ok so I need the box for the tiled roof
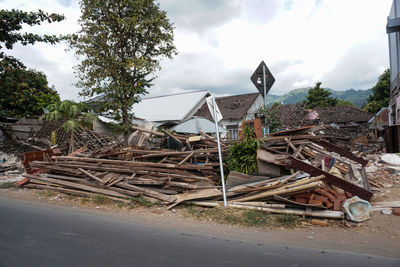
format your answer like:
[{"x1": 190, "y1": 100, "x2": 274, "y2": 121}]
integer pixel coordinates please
[{"x1": 195, "y1": 93, "x2": 260, "y2": 120}]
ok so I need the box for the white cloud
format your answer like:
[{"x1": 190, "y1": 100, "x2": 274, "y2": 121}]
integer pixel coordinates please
[{"x1": 1, "y1": 0, "x2": 393, "y2": 101}]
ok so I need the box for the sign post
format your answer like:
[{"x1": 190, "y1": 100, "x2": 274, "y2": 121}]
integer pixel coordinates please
[
  {"x1": 251, "y1": 60, "x2": 275, "y2": 135},
  {"x1": 206, "y1": 96, "x2": 227, "y2": 207},
  {"x1": 250, "y1": 60, "x2": 275, "y2": 105}
]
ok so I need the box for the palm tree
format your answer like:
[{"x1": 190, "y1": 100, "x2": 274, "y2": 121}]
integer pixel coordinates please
[{"x1": 40, "y1": 100, "x2": 96, "y2": 149}]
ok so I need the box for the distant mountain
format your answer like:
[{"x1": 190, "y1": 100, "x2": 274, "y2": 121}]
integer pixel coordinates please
[{"x1": 266, "y1": 88, "x2": 372, "y2": 108}]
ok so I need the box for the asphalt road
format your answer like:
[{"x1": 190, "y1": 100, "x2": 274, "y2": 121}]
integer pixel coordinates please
[{"x1": 0, "y1": 197, "x2": 399, "y2": 267}]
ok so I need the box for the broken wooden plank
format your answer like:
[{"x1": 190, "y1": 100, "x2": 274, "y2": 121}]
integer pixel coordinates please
[
  {"x1": 116, "y1": 182, "x2": 176, "y2": 203},
  {"x1": 167, "y1": 188, "x2": 221, "y2": 209},
  {"x1": 233, "y1": 181, "x2": 323, "y2": 202},
  {"x1": 178, "y1": 151, "x2": 195, "y2": 166},
  {"x1": 22, "y1": 173, "x2": 131, "y2": 199},
  {"x1": 78, "y1": 168, "x2": 103, "y2": 183}
]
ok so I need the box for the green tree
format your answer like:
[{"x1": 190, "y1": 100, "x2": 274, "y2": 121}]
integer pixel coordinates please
[
  {"x1": 271, "y1": 102, "x2": 280, "y2": 108},
  {"x1": 0, "y1": 9, "x2": 65, "y2": 68},
  {"x1": 363, "y1": 69, "x2": 390, "y2": 113},
  {"x1": 227, "y1": 127, "x2": 260, "y2": 174},
  {"x1": 0, "y1": 9, "x2": 65, "y2": 117},
  {"x1": 69, "y1": 0, "x2": 177, "y2": 142},
  {"x1": 304, "y1": 82, "x2": 338, "y2": 109},
  {"x1": 336, "y1": 99, "x2": 356, "y2": 108},
  {"x1": 263, "y1": 108, "x2": 281, "y2": 133},
  {"x1": 0, "y1": 61, "x2": 60, "y2": 118}
]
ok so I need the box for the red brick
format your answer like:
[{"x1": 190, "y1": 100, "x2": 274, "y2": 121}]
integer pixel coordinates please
[
  {"x1": 326, "y1": 202, "x2": 334, "y2": 209},
  {"x1": 333, "y1": 199, "x2": 343, "y2": 211},
  {"x1": 328, "y1": 189, "x2": 338, "y2": 197},
  {"x1": 311, "y1": 219, "x2": 328, "y2": 226},
  {"x1": 294, "y1": 197, "x2": 308, "y2": 204},
  {"x1": 308, "y1": 199, "x2": 323, "y2": 205},
  {"x1": 314, "y1": 195, "x2": 329, "y2": 203},
  {"x1": 293, "y1": 193, "x2": 312, "y2": 198},
  {"x1": 393, "y1": 208, "x2": 400, "y2": 216},
  {"x1": 344, "y1": 191, "x2": 353, "y2": 198},
  {"x1": 16, "y1": 178, "x2": 30, "y2": 186},
  {"x1": 327, "y1": 193, "x2": 336, "y2": 203}
]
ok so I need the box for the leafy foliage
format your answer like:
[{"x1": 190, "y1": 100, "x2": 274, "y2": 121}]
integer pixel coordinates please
[
  {"x1": 336, "y1": 99, "x2": 356, "y2": 108},
  {"x1": 0, "y1": 64, "x2": 60, "y2": 117},
  {"x1": 263, "y1": 108, "x2": 281, "y2": 133},
  {"x1": 271, "y1": 102, "x2": 280, "y2": 108},
  {"x1": 0, "y1": 9, "x2": 65, "y2": 68},
  {"x1": 363, "y1": 69, "x2": 390, "y2": 113},
  {"x1": 304, "y1": 82, "x2": 338, "y2": 109},
  {"x1": 0, "y1": 9, "x2": 64, "y2": 117},
  {"x1": 40, "y1": 100, "x2": 95, "y2": 132},
  {"x1": 227, "y1": 127, "x2": 260, "y2": 174},
  {"x1": 68, "y1": 0, "x2": 177, "y2": 142}
]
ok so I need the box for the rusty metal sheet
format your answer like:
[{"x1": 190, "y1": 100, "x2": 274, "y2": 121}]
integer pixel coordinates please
[
  {"x1": 313, "y1": 139, "x2": 369, "y2": 166},
  {"x1": 22, "y1": 148, "x2": 61, "y2": 175},
  {"x1": 286, "y1": 156, "x2": 373, "y2": 201}
]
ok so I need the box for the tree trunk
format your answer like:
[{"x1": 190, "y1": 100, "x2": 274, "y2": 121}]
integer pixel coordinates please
[{"x1": 122, "y1": 105, "x2": 129, "y2": 146}]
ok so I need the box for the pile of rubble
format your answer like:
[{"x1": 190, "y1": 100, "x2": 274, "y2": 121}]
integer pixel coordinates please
[
  {"x1": 18, "y1": 127, "x2": 227, "y2": 205},
  {"x1": 188, "y1": 126, "x2": 375, "y2": 221},
  {"x1": 7, "y1": 124, "x2": 400, "y2": 222}
]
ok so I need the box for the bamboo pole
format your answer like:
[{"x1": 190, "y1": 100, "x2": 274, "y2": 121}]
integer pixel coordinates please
[{"x1": 233, "y1": 181, "x2": 323, "y2": 202}]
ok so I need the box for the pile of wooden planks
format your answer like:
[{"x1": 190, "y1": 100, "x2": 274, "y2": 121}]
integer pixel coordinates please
[
  {"x1": 18, "y1": 125, "x2": 374, "y2": 220},
  {"x1": 19, "y1": 127, "x2": 229, "y2": 204}
]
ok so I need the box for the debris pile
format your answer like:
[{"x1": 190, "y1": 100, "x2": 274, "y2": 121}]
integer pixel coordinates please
[
  {"x1": 192, "y1": 126, "x2": 374, "y2": 221},
  {"x1": 15, "y1": 124, "x2": 398, "y2": 222},
  {"x1": 19, "y1": 127, "x2": 228, "y2": 205}
]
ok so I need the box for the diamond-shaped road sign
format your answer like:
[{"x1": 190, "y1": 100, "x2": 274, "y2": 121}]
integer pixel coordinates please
[{"x1": 250, "y1": 61, "x2": 275, "y2": 98}]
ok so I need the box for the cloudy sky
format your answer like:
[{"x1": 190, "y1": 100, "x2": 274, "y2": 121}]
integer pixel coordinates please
[{"x1": 1, "y1": 0, "x2": 393, "y2": 100}]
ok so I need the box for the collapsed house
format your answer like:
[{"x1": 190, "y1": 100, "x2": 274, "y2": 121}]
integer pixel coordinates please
[{"x1": 268, "y1": 104, "x2": 373, "y2": 149}]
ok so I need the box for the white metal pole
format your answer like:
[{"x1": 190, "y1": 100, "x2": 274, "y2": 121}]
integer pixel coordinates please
[
  {"x1": 262, "y1": 63, "x2": 267, "y2": 108},
  {"x1": 212, "y1": 97, "x2": 227, "y2": 207},
  {"x1": 262, "y1": 63, "x2": 269, "y2": 134}
]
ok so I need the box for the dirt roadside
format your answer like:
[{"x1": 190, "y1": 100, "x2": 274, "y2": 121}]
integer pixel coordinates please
[{"x1": 1, "y1": 187, "x2": 399, "y2": 259}]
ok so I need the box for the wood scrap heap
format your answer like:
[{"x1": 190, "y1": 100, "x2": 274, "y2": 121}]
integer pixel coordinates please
[
  {"x1": 19, "y1": 126, "x2": 228, "y2": 205},
  {"x1": 18, "y1": 124, "x2": 374, "y2": 222}
]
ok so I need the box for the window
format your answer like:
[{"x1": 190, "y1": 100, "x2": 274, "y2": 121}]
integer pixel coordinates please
[{"x1": 226, "y1": 125, "x2": 239, "y2": 140}]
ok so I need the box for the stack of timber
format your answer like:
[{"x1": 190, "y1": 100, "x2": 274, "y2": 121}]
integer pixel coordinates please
[{"x1": 19, "y1": 126, "x2": 229, "y2": 205}]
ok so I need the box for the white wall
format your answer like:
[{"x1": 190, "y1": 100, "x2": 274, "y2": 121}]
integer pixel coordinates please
[{"x1": 244, "y1": 94, "x2": 264, "y2": 120}]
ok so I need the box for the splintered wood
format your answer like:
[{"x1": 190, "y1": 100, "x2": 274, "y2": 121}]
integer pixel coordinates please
[
  {"x1": 20, "y1": 124, "x2": 371, "y2": 219},
  {"x1": 21, "y1": 128, "x2": 228, "y2": 205}
]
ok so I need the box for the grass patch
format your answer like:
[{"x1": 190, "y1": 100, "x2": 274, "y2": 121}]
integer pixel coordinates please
[
  {"x1": 90, "y1": 194, "x2": 112, "y2": 205},
  {"x1": 0, "y1": 182, "x2": 16, "y2": 188},
  {"x1": 184, "y1": 205, "x2": 301, "y2": 228},
  {"x1": 243, "y1": 210, "x2": 273, "y2": 227},
  {"x1": 274, "y1": 214, "x2": 300, "y2": 228},
  {"x1": 130, "y1": 195, "x2": 159, "y2": 207},
  {"x1": 185, "y1": 206, "x2": 252, "y2": 226},
  {"x1": 79, "y1": 197, "x2": 90, "y2": 204},
  {"x1": 39, "y1": 190, "x2": 57, "y2": 198}
]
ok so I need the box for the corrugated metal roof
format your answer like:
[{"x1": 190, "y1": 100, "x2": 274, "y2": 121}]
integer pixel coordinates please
[{"x1": 131, "y1": 90, "x2": 210, "y2": 122}]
